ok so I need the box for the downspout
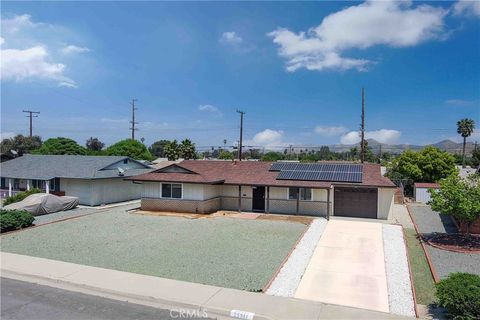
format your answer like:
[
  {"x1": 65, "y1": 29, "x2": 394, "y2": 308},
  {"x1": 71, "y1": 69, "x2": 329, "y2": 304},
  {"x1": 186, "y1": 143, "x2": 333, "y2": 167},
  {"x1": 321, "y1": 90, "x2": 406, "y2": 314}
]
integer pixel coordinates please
[
  {"x1": 238, "y1": 185, "x2": 242, "y2": 213},
  {"x1": 296, "y1": 188, "x2": 300, "y2": 215},
  {"x1": 266, "y1": 186, "x2": 270, "y2": 214},
  {"x1": 327, "y1": 187, "x2": 331, "y2": 221}
]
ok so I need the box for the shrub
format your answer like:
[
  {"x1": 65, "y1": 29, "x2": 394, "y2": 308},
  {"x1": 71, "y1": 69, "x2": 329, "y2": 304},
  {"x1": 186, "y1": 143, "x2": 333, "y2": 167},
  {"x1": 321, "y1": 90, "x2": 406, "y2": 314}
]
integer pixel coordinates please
[
  {"x1": 3, "y1": 188, "x2": 43, "y2": 206},
  {"x1": 0, "y1": 209, "x2": 35, "y2": 232},
  {"x1": 435, "y1": 272, "x2": 480, "y2": 320}
]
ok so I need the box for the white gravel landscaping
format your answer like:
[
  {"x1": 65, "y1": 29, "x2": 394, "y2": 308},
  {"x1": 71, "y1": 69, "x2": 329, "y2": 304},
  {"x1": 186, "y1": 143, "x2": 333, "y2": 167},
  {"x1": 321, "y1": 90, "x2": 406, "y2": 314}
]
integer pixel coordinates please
[
  {"x1": 382, "y1": 224, "x2": 416, "y2": 317},
  {"x1": 266, "y1": 218, "x2": 327, "y2": 297}
]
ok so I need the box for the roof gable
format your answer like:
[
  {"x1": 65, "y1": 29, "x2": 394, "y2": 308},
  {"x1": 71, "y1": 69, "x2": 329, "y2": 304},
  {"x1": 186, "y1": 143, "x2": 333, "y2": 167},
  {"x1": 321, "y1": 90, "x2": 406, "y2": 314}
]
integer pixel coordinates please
[{"x1": 155, "y1": 164, "x2": 198, "y2": 174}]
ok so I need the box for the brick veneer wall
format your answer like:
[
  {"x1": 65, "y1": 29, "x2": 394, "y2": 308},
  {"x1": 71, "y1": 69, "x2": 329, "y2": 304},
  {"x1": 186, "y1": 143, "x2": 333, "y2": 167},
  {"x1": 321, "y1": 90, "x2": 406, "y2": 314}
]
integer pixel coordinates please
[{"x1": 141, "y1": 197, "x2": 221, "y2": 214}]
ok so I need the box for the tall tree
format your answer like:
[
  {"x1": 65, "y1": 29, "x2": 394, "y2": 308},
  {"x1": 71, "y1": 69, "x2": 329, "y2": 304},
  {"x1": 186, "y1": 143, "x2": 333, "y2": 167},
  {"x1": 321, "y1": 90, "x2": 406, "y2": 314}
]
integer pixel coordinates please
[
  {"x1": 106, "y1": 139, "x2": 152, "y2": 160},
  {"x1": 35, "y1": 137, "x2": 86, "y2": 155},
  {"x1": 179, "y1": 139, "x2": 196, "y2": 160},
  {"x1": 0, "y1": 134, "x2": 42, "y2": 156},
  {"x1": 457, "y1": 118, "x2": 475, "y2": 167},
  {"x1": 86, "y1": 137, "x2": 105, "y2": 151},
  {"x1": 149, "y1": 140, "x2": 170, "y2": 158},
  {"x1": 164, "y1": 140, "x2": 180, "y2": 161}
]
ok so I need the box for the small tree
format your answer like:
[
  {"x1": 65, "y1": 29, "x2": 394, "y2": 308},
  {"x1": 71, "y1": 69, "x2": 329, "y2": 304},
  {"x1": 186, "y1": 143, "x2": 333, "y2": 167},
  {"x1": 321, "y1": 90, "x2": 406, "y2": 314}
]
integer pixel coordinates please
[
  {"x1": 179, "y1": 139, "x2": 196, "y2": 160},
  {"x1": 149, "y1": 140, "x2": 170, "y2": 158},
  {"x1": 86, "y1": 137, "x2": 105, "y2": 152},
  {"x1": 428, "y1": 174, "x2": 480, "y2": 237},
  {"x1": 35, "y1": 137, "x2": 86, "y2": 155},
  {"x1": 261, "y1": 151, "x2": 284, "y2": 162},
  {"x1": 457, "y1": 118, "x2": 475, "y2": 167},
  {"x1": 106, "y1": 139, "x2": 152, "y2": 160},
  {"x1": 164, "y1": 140, "x2": 180, "y2": 161},
  {"x1": 218, "y1": 150, "x2": 234, "y2": 160}
]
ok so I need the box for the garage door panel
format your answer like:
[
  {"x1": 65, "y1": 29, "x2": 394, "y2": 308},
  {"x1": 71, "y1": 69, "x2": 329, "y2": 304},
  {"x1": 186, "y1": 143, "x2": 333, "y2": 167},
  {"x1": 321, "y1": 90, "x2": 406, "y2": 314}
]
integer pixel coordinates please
[{"x1": 334, "y1": 187, "x2": 377, "y2": 219}]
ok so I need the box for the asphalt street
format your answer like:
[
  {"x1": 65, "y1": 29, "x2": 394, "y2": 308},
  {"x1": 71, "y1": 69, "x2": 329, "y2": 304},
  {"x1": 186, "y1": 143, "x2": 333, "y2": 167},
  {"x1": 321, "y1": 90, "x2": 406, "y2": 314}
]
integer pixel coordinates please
[{"x1": 1, "y1": 278, "x2": 213, "y2": 320}]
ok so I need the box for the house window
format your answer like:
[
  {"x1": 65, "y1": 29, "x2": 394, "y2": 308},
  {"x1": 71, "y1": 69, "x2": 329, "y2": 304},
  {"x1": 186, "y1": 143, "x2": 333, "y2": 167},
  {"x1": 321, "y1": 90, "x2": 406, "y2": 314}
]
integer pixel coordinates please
[
  {"x1": 288, "y1": 188, "x2": 312, "y2": 201},
  {"x1": 49, "y1": 179, "x2": 55, "y2": 191},
  {"x1": 13, "y1": 179, "x2": 20, "y2": 190},
  {"x1": 161, "y1": 183, "x2": 182, "y2": 199}
]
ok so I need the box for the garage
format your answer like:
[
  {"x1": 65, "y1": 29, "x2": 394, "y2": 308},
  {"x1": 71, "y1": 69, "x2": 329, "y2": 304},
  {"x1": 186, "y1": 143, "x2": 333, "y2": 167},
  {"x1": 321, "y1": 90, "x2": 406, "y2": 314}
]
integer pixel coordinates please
[{"x1": 334, "y1": 187, "x2": 378, "y2": 219}]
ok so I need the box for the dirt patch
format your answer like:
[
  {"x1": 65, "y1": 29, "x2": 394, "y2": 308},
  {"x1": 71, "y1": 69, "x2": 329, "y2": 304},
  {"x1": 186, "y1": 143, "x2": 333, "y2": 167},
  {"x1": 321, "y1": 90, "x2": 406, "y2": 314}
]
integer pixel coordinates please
[{"x1": 427, "y1": 233, "x2": 480, "y2": 253}]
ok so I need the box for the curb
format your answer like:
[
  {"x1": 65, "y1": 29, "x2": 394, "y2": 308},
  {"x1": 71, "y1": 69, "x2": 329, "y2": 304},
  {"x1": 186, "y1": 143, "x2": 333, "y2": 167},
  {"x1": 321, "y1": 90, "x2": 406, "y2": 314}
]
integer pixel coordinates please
[{"x1": 406, "y1": 204, "x2": 440, "y2": 283}]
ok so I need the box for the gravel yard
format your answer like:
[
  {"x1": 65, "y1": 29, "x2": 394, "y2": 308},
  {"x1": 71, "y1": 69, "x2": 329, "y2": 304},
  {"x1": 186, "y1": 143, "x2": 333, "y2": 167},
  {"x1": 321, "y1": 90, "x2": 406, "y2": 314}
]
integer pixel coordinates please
[
  {"x1": 1, "y1": 207, "x2": 307, "y2": 291},
  {"x1": 409, "y1": 204, "x2": 480, "y2": 278},
  {"x1": 266, "y1": 218, "x2": 327, "y2": 297}
]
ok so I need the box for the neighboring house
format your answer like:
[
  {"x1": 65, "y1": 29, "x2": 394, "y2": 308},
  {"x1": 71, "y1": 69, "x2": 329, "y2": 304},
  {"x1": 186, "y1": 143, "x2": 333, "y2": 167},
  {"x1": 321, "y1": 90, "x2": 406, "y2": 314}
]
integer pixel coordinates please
[
  {"x1": 128, "y1": 160, "x2": 397, "y2": 219},
  {"x1": 0, "y1": 155, "x2": 153, "y2": 206},
  {"x1": 414, "y1": 182, "x2": 440, "y2": 203}
]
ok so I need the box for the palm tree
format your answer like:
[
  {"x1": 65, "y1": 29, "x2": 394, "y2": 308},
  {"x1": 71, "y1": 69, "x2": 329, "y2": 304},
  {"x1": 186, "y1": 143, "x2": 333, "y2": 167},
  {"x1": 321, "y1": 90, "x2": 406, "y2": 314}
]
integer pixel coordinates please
[
  {"x1": 457, "y1": 118, "x2": 475, "y2": 167},
  {"x1": 179, "y1": 139, "x2": 196, "y2": 160}
]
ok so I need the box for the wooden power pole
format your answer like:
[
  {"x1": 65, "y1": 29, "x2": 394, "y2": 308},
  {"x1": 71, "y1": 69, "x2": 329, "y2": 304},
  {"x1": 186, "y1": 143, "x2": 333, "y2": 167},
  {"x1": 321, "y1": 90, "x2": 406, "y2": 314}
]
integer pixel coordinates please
[
  {"x1": 360, "y1": 88, "x2": 365, "y2": 163},
  {"x1": 22, "y1": 110, "x2": 40, "y2": 137},
  {"x1": 130, "y1": 99, "x2": 138, "y2": 140},
  {"x1": 236, "y1": 109, "x2": 245, "y2": 161}
]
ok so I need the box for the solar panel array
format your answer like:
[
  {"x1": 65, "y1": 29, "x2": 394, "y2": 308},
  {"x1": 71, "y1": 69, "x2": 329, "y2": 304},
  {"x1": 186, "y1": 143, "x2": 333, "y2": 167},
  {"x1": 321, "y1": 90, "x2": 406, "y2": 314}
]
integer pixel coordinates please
[{"x1": 270, "y1": 162, "x2": 363, "y2": 183}]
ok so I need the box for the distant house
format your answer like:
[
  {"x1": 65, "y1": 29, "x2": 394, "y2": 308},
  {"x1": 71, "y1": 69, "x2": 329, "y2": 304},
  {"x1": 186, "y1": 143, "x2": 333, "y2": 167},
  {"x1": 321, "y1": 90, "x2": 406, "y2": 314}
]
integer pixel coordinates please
[
  {"x1": 128, "y1": 160, "x2": 396, "y2": 219},
  {"x1": 0, "y1": 155, "x2": 153, "y2": 206},
  {"x1": 414, "y1": 183, "x2": 440, "y2": 203}
]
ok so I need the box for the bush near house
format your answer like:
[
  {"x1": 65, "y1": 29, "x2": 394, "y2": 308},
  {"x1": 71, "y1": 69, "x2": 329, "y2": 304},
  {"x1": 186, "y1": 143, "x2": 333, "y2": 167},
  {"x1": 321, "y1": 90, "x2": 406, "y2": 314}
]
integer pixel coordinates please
[
  {"x1": 435, "y1": 272, "x2": 480, "y2": 320},
  {"x1": 3, "y1": 188, "x2": 43, "y2": 206},
  {"x1": 0, "y1": 209, "x2": 35, "y2": 233}
]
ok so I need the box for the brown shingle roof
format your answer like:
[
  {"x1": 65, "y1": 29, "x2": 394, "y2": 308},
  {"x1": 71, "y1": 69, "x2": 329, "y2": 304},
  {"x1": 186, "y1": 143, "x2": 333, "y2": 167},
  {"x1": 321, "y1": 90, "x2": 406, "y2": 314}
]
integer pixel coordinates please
[{"x1": 128, "y1": 160, "x2": 396, "y2": 188}]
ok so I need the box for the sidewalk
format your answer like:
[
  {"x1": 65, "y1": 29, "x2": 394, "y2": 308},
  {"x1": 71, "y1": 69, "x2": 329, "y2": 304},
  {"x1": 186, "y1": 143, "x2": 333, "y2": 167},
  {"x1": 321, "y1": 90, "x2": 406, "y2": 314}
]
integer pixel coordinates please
[{"x1": 0, "y1": 253, "x2": 410, "y2": 320}]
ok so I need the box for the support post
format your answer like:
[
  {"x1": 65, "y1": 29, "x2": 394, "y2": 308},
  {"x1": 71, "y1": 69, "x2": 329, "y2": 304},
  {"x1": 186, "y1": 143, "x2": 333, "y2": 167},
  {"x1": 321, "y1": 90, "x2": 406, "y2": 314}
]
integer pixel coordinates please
[
  {"x1": 8, "y1": 179, "x2": 12, "y2": 197},
  {"x1": 238, "y1": 185, "x2": 242, "y2": 212},
  {"x1": 296, "y1": 188, "x2": 300, "y2": 215},
  {"x1": 26, "y1": 180, "x2": 30, "y2": 191},
  {"x1": 266, "y1": 186, "x2": 270, "y2": 213},
  {"x1": 327, "y1": 187, "x2": 331, "y2": 220},
  {"x1": 45, "y1": 180, "x2": 50, "y2": 194}
]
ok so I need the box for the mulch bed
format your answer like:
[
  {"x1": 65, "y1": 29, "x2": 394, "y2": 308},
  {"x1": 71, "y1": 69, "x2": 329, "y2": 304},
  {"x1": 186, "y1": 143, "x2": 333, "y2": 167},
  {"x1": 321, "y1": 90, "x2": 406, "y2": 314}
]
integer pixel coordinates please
[{"x1": 427, "y1": 233, "x2": 480, "y2": 253}]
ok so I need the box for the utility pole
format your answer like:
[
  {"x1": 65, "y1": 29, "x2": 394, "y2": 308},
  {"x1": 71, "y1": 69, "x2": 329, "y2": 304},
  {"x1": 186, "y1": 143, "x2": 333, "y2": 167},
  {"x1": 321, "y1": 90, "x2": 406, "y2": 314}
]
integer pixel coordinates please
[
  {"x1": 22, "y1": 110, "x2": 40, "y2": 137},
  {"x1": 236, "y1": 110, "x2": 245, "y2": 161},
  {"x1": 360, "y1": 88, "x2": 365, "y2": 163},
  {"x1": 130, "y1": 99, "x2": 138, "y2": 140}
]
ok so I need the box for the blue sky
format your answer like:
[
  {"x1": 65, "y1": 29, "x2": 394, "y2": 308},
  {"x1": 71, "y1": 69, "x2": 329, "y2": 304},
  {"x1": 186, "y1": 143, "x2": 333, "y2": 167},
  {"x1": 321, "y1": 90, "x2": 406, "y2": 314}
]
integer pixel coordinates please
[{"x1": 1, "y1": 1, "x2": 479, "y2": 150}]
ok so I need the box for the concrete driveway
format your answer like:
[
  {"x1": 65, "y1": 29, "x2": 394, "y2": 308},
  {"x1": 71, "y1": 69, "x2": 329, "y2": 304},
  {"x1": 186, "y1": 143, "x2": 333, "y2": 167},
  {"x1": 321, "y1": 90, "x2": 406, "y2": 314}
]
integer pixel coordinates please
[{"x1": 295, "y1": 219, "x2": 389, "y2": 313}]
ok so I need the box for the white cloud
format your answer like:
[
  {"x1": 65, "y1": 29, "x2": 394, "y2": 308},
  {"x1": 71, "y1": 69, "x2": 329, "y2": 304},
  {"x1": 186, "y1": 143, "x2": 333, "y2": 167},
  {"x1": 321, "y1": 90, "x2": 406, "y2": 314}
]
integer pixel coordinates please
[
  {"x1": 198, "y1": 104, "x2": 219, "y2": 112},
  {"x1": 1, "y1": 45, "x2": 76, "y2": 88},
  {"x1": 268, "y1": 1, "x2": 447, "y2": 72},
  {"x1": 453, "y1": 0, "x2": 480, "y2": 17},
  {"x1": 100, "y1": 118, "x2": 128, "y2": 124},
  {"x1": 247, "y1": 129, "x2": 290, "y2": 148},
  {"x1": 220, "y1": 31, "x2": 243, "y2": 44},
  {"x1": 61, "y1": 45, "x2": 90, "y2": 54},
  {"x1": 445, "y1": 99, "x2": 475, "y2": 106},
  {"x1": 340, "y1": 129, "x2": 401, "y2": 144},
  {"x1": 0, "y1": 14, "x2": 79, "y2": 88},
  {"x1": 314, "y1": 125, "x2": 347, "y2": 136}
]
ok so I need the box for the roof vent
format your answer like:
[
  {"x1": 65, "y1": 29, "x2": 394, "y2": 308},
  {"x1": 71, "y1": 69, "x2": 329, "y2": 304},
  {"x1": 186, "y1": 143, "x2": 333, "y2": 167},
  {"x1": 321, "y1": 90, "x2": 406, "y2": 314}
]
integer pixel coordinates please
[{"x1": 117, "y1": 167, "x2": 125, "y2": 176}]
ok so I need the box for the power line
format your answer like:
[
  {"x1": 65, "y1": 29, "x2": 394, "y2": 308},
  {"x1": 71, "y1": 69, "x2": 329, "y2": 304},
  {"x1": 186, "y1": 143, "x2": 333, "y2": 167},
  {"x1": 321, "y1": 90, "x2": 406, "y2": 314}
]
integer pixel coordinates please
[
  {"x1": 236, "y1": 109, "x2": 245, "y2": 161},
  {"x1": 22, "y1": 110, "x2": 40, "y2": 137},
  {"x1": 129, "y1": 99, "x2": 138, "y2": 140}
]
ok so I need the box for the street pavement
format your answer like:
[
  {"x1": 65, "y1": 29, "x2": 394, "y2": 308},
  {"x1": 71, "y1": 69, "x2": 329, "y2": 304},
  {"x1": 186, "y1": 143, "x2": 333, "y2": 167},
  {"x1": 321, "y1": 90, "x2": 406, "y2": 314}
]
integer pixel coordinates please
[{"x1": 1, "y1": 278, "x2": 211, "y2": 320}]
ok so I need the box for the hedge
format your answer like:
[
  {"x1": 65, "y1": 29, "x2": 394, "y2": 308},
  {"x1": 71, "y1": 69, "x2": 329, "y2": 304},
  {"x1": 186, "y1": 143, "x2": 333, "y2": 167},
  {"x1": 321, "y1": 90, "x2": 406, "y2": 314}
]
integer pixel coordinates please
[
  {"x1": 3, "y1": 188, "x2": 43, "y2": 206},
  {"x1": 0, "y1": 209, "x2": 35, "y2": 233},
  {"x1": 435, "y1": 272, "x2": 480, "y2": 320}
]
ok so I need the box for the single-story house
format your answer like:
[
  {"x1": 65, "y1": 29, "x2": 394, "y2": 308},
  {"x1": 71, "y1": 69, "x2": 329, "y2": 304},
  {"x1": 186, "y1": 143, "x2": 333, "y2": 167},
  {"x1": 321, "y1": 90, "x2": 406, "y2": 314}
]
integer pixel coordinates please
[
  {"x1": 128, "y1": 160, "x2": 397, "y2": 219},
  {"x1": 414, "y1": 182, "x2": 440, "y2": 203},
  {"x1": 1, "y1": 155, "x2": 153, "y2": 206}
]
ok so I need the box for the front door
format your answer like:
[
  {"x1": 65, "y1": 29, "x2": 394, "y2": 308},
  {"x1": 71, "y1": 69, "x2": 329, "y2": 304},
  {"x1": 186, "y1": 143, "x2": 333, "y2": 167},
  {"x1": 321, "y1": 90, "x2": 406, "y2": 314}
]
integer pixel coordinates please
[{"x1": 252, "y1": 186, "x2": 265, "y2": 212}]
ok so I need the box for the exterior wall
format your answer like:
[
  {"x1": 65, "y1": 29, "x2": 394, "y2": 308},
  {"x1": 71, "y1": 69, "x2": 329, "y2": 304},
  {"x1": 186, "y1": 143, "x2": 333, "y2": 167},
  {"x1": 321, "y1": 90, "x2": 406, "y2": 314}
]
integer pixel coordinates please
[
  {"x1": 141, "y1": 182, "x2": 220, "y2": 201},
  {"x1": 141, "y1": 197, "x2": 220, "y2": 214},
  {"x1": 61, "y1": 178, "x2": 94, "y2": 206},
  {"x1": 377, "y1": 187, "x2": 395, "y2": 220},
  {"x1": 415, "y1": 187, "x2": 436, "y2": 203},
  {"x1": 61, "y1": 178, "x2": 141, "y2": 206},
  {"x1": 91, "y1": 178, "x2": 142, "y2": 206}
]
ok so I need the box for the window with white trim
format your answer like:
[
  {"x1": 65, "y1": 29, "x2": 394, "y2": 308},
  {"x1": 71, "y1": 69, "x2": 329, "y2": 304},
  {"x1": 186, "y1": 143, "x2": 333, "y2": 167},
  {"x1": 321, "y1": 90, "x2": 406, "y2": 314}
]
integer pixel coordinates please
[
  {"x1": 161, "y1": 183, "x2": 182, "y2": 199},
  {"x1": 288, "y1": 187, "x2": 312, "y2": 201}
]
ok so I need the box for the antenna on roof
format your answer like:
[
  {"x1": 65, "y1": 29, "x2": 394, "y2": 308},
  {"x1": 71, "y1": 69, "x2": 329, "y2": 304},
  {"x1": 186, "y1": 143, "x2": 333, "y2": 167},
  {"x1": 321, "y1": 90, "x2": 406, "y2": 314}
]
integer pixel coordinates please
[{"x1": 117, "y1": 167, "x2": 125, "y2": 176}]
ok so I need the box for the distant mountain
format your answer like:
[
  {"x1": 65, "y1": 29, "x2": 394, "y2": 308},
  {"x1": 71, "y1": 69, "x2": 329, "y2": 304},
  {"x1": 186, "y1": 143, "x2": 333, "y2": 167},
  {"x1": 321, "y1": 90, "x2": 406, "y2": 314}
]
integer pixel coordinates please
[{"x1": 328, "y1": 139, "x2": 476, "y2": 154}]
